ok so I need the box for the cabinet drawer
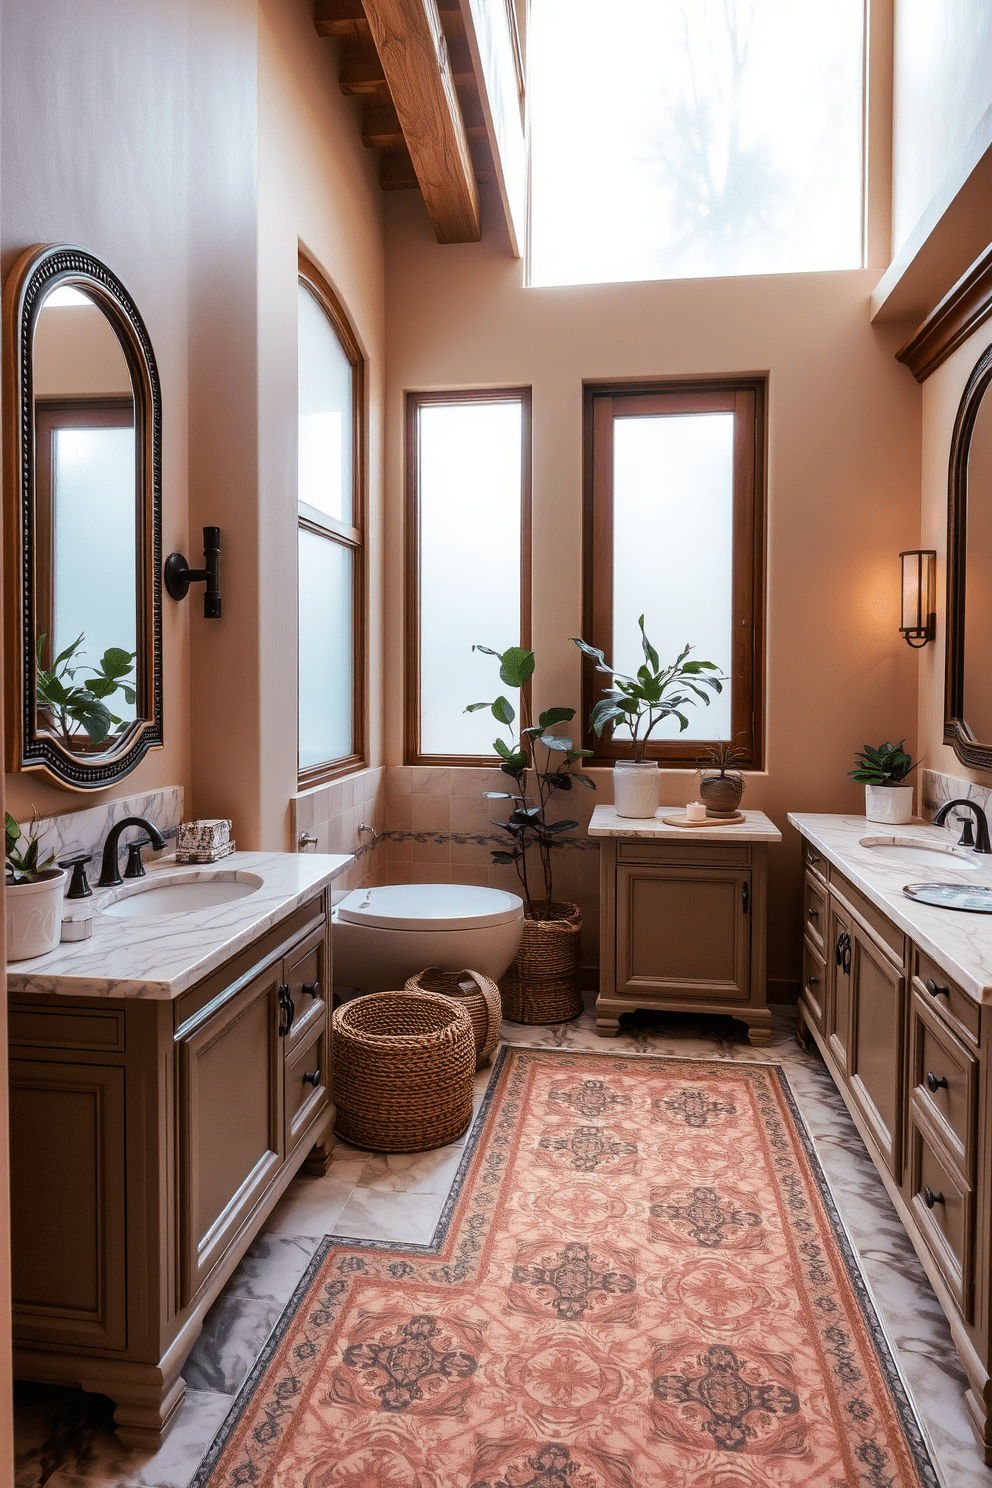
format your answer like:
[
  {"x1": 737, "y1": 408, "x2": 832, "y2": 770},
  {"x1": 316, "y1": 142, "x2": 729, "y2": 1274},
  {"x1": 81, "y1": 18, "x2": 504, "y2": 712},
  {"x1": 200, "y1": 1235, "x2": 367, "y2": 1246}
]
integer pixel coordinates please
[
  {"x1": 804, "y1": 873, "x2": 827, "y2": 951},
  {"x1": 913, "y1": 948, "x2": 979, "y2": 1048},
  {"x1": 285, "y1": 1017, "x2": 329, "y2": 1156},
  {"x1": 803, "y1": 842, "x2": 827, "y2": 884},
  {"x1": 801, "y1": 937, "x2": 825, "y2": 1031},
  {"x1": 909, "y1": 1118, "x2": 973, "y2": 1315},
  {"x1": 282, "y1": 923, "x2": 328, "y2": 1050},
  {"x1": 9, "y1": 1004, "x2": 125, "y2": 1054},
  {"x1": 617, "y1": 842, "x2": 750, "y2": 868},
  {"x1": 910, "y1": 993, "x2": 977, "y2": 1174}
]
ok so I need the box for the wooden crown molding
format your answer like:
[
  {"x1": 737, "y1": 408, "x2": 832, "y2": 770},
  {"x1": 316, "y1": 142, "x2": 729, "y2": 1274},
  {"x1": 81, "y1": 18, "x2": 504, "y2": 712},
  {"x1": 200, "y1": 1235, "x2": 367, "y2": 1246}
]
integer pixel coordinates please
[{"x1": 897, "y1": 242, "x2": 992, "y2": 384}]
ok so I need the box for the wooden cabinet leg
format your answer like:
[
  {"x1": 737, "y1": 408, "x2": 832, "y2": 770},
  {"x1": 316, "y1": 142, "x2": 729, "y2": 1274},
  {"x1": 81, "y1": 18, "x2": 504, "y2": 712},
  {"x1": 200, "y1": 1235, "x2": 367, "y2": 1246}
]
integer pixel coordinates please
[
  {"x1": 78, "y1": 1368, "x2": 186, "y2": 1449},
  {"x1": 302, "y1": 1106, "x2": 337, "y2": 1176},
  {"x1": 746, "y1": 1025, "x2": 772, "y2": 1047},
  {"x1": 796, "y1": 1003, "x2": 813, "y2": 1051}
]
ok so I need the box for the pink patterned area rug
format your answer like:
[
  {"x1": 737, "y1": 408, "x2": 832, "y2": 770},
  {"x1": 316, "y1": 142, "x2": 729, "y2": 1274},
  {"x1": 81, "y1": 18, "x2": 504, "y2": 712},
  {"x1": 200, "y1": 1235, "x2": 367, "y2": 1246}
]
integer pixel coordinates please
[{"x1": 194, "y1": 1048, "x2": 938, "y2": 1487}]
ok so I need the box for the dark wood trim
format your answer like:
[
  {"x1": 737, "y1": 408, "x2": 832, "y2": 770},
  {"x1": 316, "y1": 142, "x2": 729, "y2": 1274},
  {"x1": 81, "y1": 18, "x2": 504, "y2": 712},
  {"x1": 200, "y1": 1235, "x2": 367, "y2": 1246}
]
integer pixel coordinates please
[
  {"x1": 897, "y1": 243, "x2": 992, "y2": 385},
  {"x1": 580, "y1": 375, "x2": 767, "y2": 768},
  {"x1": 297, "y1": 250, "x2": 367, "y2": 783},
  {"x1": 405, "y1": 386, "x2": 532, "y2": 766},
  {"x1": 944, "y1": 341, "x2": 992, "y2": 772}
]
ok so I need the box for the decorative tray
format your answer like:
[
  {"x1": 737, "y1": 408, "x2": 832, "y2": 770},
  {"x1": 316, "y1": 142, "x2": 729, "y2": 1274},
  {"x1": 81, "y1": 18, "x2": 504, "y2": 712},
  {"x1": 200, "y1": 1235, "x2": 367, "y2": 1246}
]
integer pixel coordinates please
[
  {"x1": 659, "y1": 811, "x2": 747, "y2": 828},
  {"x1": 903, "y1": 882, "x2": 992, "y2": 913}
]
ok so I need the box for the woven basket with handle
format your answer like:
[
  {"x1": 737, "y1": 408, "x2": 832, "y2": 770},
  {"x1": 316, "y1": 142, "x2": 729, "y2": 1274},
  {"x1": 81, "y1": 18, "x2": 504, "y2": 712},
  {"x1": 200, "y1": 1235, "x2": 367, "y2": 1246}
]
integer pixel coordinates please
[
  {"x1": 332, "y1": 990, "x2": 476, "y2": 1152},
  {"x1": 404, "y1": 967, "x2": 502, "y2": 1069},
  {"x1": 499, "y1": 901, "x2": 584, "y2": 1025}
]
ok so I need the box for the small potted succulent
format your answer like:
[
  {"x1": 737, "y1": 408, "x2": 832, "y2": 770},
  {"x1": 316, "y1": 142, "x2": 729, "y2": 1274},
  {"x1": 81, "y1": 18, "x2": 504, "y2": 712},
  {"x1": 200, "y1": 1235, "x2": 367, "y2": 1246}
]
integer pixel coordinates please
[
  {"x1": 5, "y1": 811, "x2": 65, "y2": 961},
  {"x1": 697, "y1": 739, "x2": 748, "y2": 815},
  {"x1": 849, "y1": 740, "x2": 918, "y2": 825},
  {"x1": 571, "y1": 617, "x2": 723, "y2": 818},
  {"x1": 467, "y1": 643, "x2": 595, "y2": 1023}
]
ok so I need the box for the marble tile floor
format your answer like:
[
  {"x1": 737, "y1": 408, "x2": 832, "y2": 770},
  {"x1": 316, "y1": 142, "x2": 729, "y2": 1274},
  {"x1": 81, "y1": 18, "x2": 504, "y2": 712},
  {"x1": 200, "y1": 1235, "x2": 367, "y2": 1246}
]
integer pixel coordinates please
[{"x1": 13, "y1": 1001, "x2": 992, "y2": 1488}]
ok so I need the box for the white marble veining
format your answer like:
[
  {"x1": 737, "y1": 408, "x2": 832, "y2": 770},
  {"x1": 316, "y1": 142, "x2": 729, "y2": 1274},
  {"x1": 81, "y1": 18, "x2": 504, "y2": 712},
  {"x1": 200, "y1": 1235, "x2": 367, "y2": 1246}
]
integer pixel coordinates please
[
  {"x1": 922, "y1": 767, "x2": 992, "y2": 827},
  {"x1": 790, "y1": 811, "x2": 992, "y2": 1003},
  {"x1": 588, "y1": 803, "x2": 782, "y2": 841},
  {"x1": 6, "y1": 851, "x2": 353, "y2": 1000},
  {"x1": 9, "y1": 786, "x2": 184, "y2": 866}
]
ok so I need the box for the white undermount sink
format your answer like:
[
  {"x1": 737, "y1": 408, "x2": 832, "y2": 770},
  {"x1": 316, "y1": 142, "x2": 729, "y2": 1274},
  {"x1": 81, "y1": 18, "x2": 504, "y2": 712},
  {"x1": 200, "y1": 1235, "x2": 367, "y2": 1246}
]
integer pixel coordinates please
[
  {"x1": 101, "y1": 872, "x2": 264, "y2": 918},
  {"x1": 858, "y1": 836, "x2": 981, "y2": 872}
]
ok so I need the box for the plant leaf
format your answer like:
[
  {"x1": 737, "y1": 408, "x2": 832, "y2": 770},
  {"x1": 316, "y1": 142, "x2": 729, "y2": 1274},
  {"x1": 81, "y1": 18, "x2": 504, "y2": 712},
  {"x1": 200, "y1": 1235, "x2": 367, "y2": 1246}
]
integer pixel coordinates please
[
  {"x1": 491, "y1": 695, "x2": 515, "y2": 727},
  {"x1": 538, "y1": 707, "x2": 575, "y2": 727},
  {"x1": 497, "y1": 646, "x2": 535, "y2": 688},
  {"x1": 543, "y1": 820, "x2": 579, "y2": 834},
  {"x1": 540, "y1": 734, "x2": 573, "y2": 752}
]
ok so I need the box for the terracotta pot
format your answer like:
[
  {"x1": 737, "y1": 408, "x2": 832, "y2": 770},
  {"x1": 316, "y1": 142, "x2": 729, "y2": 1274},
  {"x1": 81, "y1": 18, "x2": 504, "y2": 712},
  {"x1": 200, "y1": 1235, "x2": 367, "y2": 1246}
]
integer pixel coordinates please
[
  {"x1": 499, "y1": 901, "x2": 584, "y2": 1024},
  {"x1": 699, "y1": 773, "x2": 744, "y2": 814}
]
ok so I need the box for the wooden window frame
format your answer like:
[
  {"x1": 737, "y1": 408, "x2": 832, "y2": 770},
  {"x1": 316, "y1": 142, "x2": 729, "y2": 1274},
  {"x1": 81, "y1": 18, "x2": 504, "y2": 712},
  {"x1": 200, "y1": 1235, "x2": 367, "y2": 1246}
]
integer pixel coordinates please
[
  {"x1": 581, "y1": 376, "x2": 766, "y2": 768},
  {"x1": 405, "y1": 387, "x2": 532, "y2": 766},
  {"x1": 297, "y1": 251, "x2": 367, "y2": 789}
]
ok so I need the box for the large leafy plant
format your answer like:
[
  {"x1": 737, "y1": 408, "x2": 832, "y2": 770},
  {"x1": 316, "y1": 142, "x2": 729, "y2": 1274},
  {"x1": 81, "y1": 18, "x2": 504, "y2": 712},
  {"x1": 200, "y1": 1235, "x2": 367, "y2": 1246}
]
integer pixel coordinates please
[
  {"x1": 5, "y1": 811, "x2": 56, "y2": 885},
  {"x1": 571, "y1": 616, "x2": 723, "y2": 760},
  {"x1": 36, "y1": 633, "x2": 137, "y2": 748},
  {"x1": 849, "y1": 740, "x2": 917, "y2": 786},
  {"x1": 466, "y1": 644, "x2": 595, "y2": 921}
]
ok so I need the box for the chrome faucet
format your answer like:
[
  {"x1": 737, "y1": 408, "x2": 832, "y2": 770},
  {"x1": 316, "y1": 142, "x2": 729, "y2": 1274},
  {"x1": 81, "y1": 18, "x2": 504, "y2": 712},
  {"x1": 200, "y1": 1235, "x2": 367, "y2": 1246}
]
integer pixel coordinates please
[
  {"x1": 97, "y1": 816, "x2": 167, "y2": 886},
  {"x1": 932, "y1": 798, "x2": 992, "y2": 854}
]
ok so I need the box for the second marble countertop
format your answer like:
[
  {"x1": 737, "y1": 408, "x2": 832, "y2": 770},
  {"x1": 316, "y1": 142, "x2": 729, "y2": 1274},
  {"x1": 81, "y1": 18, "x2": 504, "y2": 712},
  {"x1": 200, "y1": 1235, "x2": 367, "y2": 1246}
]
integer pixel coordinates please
[{"x1": 589, "y1": 805, "x2": 782, "y2": 842}]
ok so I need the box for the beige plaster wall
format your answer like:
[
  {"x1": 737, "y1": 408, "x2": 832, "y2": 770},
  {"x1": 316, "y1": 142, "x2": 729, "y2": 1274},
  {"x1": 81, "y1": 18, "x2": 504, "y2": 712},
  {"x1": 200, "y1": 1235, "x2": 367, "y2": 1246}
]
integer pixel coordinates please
[
  {"x1": 383, "y1": 187, "x2": 922, "y2": 990},
  {"x1": 892, "y1": 0, "x2": 992, "y2": 255}
]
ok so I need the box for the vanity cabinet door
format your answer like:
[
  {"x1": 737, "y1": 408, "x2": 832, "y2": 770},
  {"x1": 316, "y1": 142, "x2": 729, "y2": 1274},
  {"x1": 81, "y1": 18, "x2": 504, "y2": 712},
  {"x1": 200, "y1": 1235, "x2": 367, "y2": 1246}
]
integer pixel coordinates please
[
  {"x1": 826, "y1": 901, "x2": 853, "y2": 1076},
  {"x1": 177, "y1": 965, "x2": 283, "y2": 1304},
  {"x1": 847, "y1": 923, "x2": 906, "y2": 1179},
  {"x1": 615, "y1": 863, "x2": 750, "y2": 1002}
]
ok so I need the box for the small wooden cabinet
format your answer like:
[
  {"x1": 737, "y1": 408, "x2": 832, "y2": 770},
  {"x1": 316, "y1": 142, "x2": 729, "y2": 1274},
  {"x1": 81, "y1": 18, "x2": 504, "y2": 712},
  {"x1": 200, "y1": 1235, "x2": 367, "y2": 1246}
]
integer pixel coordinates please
[
  {"x1": 9, "y1": 895, "x2": 335, "y2": 1447},
  {"x1": 796, "y1": 830, "x2": 992, "y2": 1459},
  {"x1": 591, "y1": 809, "x2": 781, "y2": 1045}
]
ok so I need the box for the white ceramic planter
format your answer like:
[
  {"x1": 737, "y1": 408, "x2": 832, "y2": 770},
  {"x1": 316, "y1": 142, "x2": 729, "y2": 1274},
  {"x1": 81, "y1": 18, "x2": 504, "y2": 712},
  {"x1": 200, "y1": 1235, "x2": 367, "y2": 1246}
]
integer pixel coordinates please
[
  {"x1": 6, "y1": 867, "x2": 66, "y2": 961},
  {"x1": 613, "y1": 760, "x2": 661, "y2": 818},
  {"x1": 865, "y1": 784, "x2": 914, "y2": 825}
]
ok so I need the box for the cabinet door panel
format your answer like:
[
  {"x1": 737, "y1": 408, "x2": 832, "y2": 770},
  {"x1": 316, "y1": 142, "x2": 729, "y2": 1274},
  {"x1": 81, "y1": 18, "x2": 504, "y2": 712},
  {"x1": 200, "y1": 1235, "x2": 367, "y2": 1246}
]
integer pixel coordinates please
[
  {"x1": 616, "y1": 865, "x2": 750, "y2": 1001},
  {"x1": 178, "y1": 969, "x2": 282, "y2": 1303},
  {"x1": 847, "y1": 925, "x2": 905, "y2": 1177},
  {"x1": 9, "y1": 1061, "x2": 126, "y2": 1349}
]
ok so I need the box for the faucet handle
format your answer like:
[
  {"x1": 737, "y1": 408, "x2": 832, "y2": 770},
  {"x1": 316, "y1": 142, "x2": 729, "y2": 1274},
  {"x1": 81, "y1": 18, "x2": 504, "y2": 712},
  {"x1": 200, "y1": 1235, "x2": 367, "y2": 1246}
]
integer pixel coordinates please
[
  {"x1": 123, "y1": 838, "x2": 152, "y2": 879},
  {"x1": 59, "y1": 854, "x2": 93, "y2": 900},
  {"x1": 955, "y1": 815, "x2": 977, "y2": 848}
]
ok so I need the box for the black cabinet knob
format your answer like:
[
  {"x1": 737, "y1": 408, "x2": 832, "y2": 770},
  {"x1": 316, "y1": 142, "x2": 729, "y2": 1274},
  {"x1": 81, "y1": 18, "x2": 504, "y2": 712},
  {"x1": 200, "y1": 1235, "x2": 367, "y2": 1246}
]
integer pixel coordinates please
[
  {"x1": 302, "y1": 981, "x2": 321, "y2": 1000},
  {"x1": 302, "y1": 1068, "x2": 320, "y2": 1088},
  {"x1": 806, "y1": 973, "x2": 820, "y2": 986},
  {"x1": 926, "y1": 1071, "x2": 949, "y2": 1093},
  {"x1": 807, "y1": 906, "x2": 818, "y2": 920},
  {"x1": 923, "y1": 1186, "x2": 944, "y2": 1209},
  {"x1": 924, "y1": 978, "x2": 949, "y2": 998}
]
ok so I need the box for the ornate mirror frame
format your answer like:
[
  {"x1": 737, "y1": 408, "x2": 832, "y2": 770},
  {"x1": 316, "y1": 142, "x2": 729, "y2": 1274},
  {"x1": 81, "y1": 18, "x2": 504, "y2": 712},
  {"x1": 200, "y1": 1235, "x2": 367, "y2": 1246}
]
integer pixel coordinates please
[
  {"x1": 944, "y1": 340, "x2": 992, "y2": 772},
  {"x1": 2, "y1": 243, "x2": 163, "y2": 790}
]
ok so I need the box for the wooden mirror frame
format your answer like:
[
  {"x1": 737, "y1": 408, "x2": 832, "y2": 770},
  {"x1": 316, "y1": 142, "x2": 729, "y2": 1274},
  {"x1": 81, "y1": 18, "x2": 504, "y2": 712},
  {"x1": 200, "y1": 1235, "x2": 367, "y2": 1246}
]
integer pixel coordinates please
[
  {"x1": 944, "y1": 340, "x2": 992, "y2": 772},
  {"x1": 3, "y1": 244, "x2": 163, "y2": 790}
]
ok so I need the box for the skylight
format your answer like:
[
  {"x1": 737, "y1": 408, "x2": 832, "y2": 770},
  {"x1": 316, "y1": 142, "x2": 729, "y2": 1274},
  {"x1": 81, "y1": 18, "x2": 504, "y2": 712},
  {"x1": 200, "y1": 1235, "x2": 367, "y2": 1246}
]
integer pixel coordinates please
[{"x1": 528, "y1": 0, "x2": 865, "y2": 288}]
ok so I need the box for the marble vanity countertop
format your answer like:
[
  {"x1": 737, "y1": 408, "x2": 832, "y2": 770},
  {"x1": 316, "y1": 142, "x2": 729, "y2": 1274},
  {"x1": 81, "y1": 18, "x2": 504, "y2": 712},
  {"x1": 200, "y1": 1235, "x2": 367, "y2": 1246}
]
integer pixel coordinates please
[
  {"x1": 589, "y1": 805, "x2": 782, "y2": 841},
  {"x1": 7, "y1": 850, "x2": 353, "y2": 1001},
  {"x1": 790, "y1": 812, "x2": 992, "y2": 1004}
]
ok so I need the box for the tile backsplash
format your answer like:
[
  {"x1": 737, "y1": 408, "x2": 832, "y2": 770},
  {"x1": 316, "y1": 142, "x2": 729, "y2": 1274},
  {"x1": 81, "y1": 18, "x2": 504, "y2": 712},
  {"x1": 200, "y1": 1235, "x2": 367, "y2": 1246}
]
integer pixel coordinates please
[
  {"x1": 921, "y1": 768, "x2": 992, "y2": 828},
  {"x1": 9, "y1": 786, "x2": 184, "y2": 868}
]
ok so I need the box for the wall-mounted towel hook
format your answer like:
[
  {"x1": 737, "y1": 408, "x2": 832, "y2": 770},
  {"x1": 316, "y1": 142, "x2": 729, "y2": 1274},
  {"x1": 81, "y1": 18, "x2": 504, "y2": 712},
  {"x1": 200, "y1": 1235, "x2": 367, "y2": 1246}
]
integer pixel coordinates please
[{"x1": 165, "y1": 526, "x2": 222, "y2": 618}]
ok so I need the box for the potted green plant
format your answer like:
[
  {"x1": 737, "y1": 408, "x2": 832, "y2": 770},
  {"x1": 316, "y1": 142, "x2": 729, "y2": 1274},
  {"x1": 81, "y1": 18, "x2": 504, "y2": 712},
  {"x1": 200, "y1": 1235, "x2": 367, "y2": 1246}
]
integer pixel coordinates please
[
  {"x1": 697, "y1": 738, "x2": 748, "y2": 815},
  {"x1": 467, "y1": 643, "x2": 595, "y2": 1023},
  {"x1": 571, "y1": 617, "x2": 723, "y2": 817},
  {"x1": 5, "y1": 811, "x2": 65, "y2": 961},
  {"x1": 849, "y1": 740, "x2": 918, "y2": 824},
  {"x1": 35, "y1": 632, "x2": 137, "y2": 750}
]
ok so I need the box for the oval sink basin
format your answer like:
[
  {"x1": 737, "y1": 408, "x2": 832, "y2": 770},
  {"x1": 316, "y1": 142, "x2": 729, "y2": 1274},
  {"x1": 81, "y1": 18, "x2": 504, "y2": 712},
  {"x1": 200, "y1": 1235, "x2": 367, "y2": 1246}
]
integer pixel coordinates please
[
  {"x1": 101, "y1": 872, "x2": 264, "y2": 918},
  {"x1": 859, "y1": 836, "x2": 980, "y2": 871}
]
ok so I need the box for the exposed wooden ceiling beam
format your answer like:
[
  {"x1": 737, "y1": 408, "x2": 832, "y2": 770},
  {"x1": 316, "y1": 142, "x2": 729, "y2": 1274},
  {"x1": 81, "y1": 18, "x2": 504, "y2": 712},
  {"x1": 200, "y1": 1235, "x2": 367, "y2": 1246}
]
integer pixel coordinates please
[{"x1": 359, "y1": 0, "x2": 481, "y2": 242}]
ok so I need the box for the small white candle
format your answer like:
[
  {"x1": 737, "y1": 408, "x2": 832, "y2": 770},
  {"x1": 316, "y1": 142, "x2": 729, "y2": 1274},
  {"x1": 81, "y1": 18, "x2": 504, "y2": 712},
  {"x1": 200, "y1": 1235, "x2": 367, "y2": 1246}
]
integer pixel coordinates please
[{"x1": 685, "y1": 801, "x2": 707, "y2": 822}]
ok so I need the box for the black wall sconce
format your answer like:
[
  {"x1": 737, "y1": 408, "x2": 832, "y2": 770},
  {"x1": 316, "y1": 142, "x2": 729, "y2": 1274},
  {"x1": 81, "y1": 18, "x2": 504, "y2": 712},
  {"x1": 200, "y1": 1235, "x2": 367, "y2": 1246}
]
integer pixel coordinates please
[
  {"x1": 165, "y1": 527, "x2": 222, "y2": 618},
  {"x1": 899, "y1": 548, "x2": 936, "y2": 647}
]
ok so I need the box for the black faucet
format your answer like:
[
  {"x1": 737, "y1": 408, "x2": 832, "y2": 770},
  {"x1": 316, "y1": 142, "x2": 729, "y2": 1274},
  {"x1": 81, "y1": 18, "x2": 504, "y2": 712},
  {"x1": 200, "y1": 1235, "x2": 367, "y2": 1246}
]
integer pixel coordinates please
[
  {"x1": 97, "y1": 816, "x2": 167, "y2": 887},
  {"x1": 932, "y1": 798, "x2": 992, "y2": 854}
]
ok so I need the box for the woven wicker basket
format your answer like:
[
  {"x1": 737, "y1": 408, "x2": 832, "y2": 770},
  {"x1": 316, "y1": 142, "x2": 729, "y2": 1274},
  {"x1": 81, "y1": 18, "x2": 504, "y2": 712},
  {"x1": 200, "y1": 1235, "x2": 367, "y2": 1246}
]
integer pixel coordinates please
[
  {"x1": 499, "y1": 901, "x2": 584, "y2": 1024},
  {"x1": 332, "y1": 990, "x2": 476, "y2": 1152},
  {"x1": 404, "y1": 968, "x2": 502, "y2": 1068}
]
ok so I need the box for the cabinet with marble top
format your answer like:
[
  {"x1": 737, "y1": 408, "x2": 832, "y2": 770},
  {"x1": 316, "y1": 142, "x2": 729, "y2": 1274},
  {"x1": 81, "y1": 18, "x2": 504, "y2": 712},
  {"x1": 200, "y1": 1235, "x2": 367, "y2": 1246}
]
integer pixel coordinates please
[
  {"x1": 6, "y1": 849, "x2": 352, "y2": 1448},
  {"x1": 589, "y1": 805, "x2": 782, "y2": 1044},
  {"x1": 791, "y1": 811, "x2": 992, "y2": 1460}
]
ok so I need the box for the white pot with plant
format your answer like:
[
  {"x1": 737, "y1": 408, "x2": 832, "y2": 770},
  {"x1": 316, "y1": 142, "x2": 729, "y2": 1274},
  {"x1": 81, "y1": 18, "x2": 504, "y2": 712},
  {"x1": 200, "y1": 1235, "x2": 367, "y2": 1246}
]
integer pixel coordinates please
[
  {"x1": 5, "y1": 812, "x2": 65, "y2": 961},
  {"x1": 571, "y1": 617, "x2": 723, "y2": 818},
  {"x1": 849, "y1": 741, "x2": 917, "y2": 825}
]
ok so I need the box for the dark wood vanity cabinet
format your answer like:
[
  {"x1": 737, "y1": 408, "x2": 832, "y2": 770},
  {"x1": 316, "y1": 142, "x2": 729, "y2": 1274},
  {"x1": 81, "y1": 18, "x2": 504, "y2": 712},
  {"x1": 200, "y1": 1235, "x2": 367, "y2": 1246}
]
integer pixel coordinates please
[
  {"x1": 797, "y1": 839, "x2": 992, "y2": 1459},
  {"x1": 8, "y1": 894, "x2": 335, "y2": 1447}
]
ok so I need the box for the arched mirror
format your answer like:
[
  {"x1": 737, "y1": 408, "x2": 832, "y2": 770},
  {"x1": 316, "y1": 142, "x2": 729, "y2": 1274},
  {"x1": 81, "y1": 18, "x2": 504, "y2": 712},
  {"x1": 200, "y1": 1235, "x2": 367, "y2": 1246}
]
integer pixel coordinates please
[
  {"x1": 945, "y1": 341, "x2": 992, "y2": 771},
  {"x1": 3, "y1": 244, "x2": 162, "y2": 789}
]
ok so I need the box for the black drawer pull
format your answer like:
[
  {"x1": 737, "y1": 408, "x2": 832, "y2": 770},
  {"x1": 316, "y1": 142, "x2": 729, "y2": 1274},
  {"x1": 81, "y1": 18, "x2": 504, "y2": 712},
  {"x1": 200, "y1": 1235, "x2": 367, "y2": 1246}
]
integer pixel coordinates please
[
  {"x1": 302, "y1": 1068, "x2": 321, "y2": 1088},
  {"x1": 742, "y1": 881, "x2": 749, "y2": 914},
  {"x1": 836, "y1": 931, "x2": 851, "y2": 973},
  {"x1": 926, "y1": 1071, "x2": 949, "y2": 1093},
  {"x1": 924, "y1": 977, "x2": 949, "y2": 998},
  {"x1": 302, "y1": 980, "x2": 321, "y2": 1000},
  {"x1": 807, "y1": 906, "x2": 819, "y2": 921},
  {"x1": 278, "y1": 984, "x2": 295, "y2": 1037},
  {"x1": 924, "y1": 1185, "x2": 945, "y2": 1209},
  {"x1": 806, "y1": 973, "x2": 820, "y2": 987}
]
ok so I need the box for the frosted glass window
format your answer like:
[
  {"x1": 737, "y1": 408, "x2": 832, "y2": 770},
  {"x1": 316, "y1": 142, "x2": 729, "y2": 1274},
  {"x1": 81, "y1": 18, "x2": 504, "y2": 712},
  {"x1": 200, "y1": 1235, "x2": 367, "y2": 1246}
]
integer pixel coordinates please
[
  {"x1": 415, "y1": 398, "x2": 526, "y2": 757},
  {"x1": 298, "y1": 529, "x2": 353, "y2": 770},
  {"x1": 529, "y1": 0, "x2": 865, "y2": 287},
  {"x1": 613, "y1": 415, "x2": 733, "y2": 741},
  {"x1": 298, "y1": 283, "x2": 352, "y2": 524},
  {"x1": 52, "y1": 424, "x2": 137, "y2": 724}
]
